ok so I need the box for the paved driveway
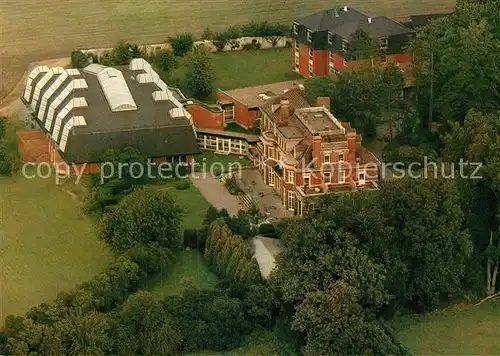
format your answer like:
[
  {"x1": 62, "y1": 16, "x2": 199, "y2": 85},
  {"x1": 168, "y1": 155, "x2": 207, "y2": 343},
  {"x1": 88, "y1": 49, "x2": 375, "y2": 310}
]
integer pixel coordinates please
[{"x1": 190, "y1": 174, "x2": 243, "y2": 216}]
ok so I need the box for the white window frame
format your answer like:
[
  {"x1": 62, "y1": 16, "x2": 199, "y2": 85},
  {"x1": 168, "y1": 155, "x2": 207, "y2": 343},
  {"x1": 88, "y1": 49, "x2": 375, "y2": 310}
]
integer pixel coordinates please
[
  {"x1": 338, "y1": 153, "x2": 344, "y2": 162},
  {"x1": 330, "y1": 67, "x2": 339, "y2": 75},
  {"x1": 287, "y1": 191, "x2": 296, "y2": 211},
  {"x1": 329, "y1": 51, "x2": 334, "y2": 66},
  {"x1": 341, "y1": 39, "x2": 349, "y2": 51},
  {"x1": 323, "y1": 153, "x2": 330, "y2": 163},
  {"x1": 293, "y1": 23, "x2": 299, "y2": 35},
  {"x1": 306, "y1": 30, "x2": 312, "y2": 43},
  {"x1": 287, "y1": 170, "x2": 295, "y2": 184},
  {"x1": 309, "y1": 48, "x2": 313, "y2": 60},
  {"x1": 303, "y1": 175, "x2": 311, "y2": 188},
  {"x1": 308, "y1": 62, "x2": 313, "y2": 77},
  {"x1": 344, "y1": 58, "x2": 347, "y2": 67},
  {"x1": 358, "y1": 171, "x2": 366, "y2": 184},
  {"x1": 324, "y1": 172, "x2": 332, "y2": 184},
  {"x1": 268, "y1": 170, "x2": 276, "y2": 186},
  {"x1": 339, "y1": 170, "x2": 346, "y2": 183},
  {"x1": 327, "y1": 32, "x2": 333, "y2": 45},
  {"x1": 379, "y1": 37, "x2": 388, "y2": 49},
  {"x1": 295, "y1": 57, "x2": 300, "y2": 71},
  {"x1": 295, "y1": 40, "x2": 300, "y2": 52}
]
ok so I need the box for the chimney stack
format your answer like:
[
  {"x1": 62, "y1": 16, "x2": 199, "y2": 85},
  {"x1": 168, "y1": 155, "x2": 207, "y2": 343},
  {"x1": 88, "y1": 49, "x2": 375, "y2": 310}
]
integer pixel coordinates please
[
  {"x1": 368, "y1": 17, "x2": 372, "y2": 24},
  {"x1": 279, "y1": 99, "x2": 293, "y2": 122}
]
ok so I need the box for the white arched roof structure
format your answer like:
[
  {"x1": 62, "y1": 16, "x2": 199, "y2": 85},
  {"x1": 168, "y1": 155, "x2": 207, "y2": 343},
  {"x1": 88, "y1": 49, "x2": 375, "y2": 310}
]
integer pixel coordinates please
[
  {"x1": 30, "y1": 67, "x2": 64, "y2": 110},
  {"x1": 51, "y1": 97, "x2": 88, "y2": 142},
  {"x1": 23, "y1": 65, "x2": 50, "y2": 102},
  {"x1": 38, "y1": 70, "x2": 81, "y2": 122},
  {"x1": 45, "y1": 78, "x2": 88, "y2": 131},
  {"x1": 97, "y1": 68, "x2": 137, "y2": 112},
  {"x1": 59, "y1": 116, "x2": 87, "y2": 152}
]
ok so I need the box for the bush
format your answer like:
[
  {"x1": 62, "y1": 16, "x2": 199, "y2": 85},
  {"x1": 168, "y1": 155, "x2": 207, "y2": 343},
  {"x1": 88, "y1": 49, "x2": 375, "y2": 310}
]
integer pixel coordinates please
[
  {"x1": 0, "y1": 142, "x2": 14, "y2": 176},
  {"x1": 70, "y1": 50, "x2": 89, "y2": 68},
  {"x1": 98, "y1": 187, "x2": 183, "y2": 251},
  {"x1": 242, "y1": 41, "x2": 262, "y2": 51},
  {"x1": 258, "y1": 223, "x2": 276, "y2": 237},
  {"x1": 152, "y1": 50, "x2": 177, "y2": 73},
  {"x1": 175, "y1": 179, "x2": 191, "y2": 190},
  {"x1": 110, "y1": 41, "x2": 142, "y2": 65},
  {"x1": 169, "y1": 33, "x2": 194, "y2": 56},
  {"x1": 224, "y1": 178, "x2": 241, "y2": 195},
  {"x1": 184, "y1": 45, "x2": 215, "y2": 99}
]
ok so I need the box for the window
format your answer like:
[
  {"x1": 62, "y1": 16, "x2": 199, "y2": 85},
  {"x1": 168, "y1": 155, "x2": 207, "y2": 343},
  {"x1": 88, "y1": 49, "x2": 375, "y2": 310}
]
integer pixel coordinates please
[
  {"x1": 338, "y1": 170, "x2": 346, "y2": 183},
  {"x1": 329, "y1": 51, "x2": 334, "y2": 64},
  {"x1": 309, "y1": 48, "x2": 313, "y2": 60},
  {"x1": 323, "y1": 153, "x2": 331, "y2": 163},
  {"x1": 327, "y1": 32, "x2": 333, "y2": 45},
  {"x1": 303, "y1": 176, "x2": 310, "y2": 188},
  {"x1": 293, "y1": 23, "x2": 299, "y2": 35},
  {"x1": 288, "y1": 170, "x2": 295, "y2": 183},
  {"x1": 287, "y1": 191, "x2": 296, "y2": 210},
  {"x1": 309, "y1": 62, "x2": 313, "y2": 77},
  {"x1": 338, "y1": 153, "x2": 344, "y2": 162},
  {"x1": 324, "y1": 172, "x2": 332, "y2": 184},
  {"x1": 295, "y1": 40, "x2": 300, "y2": 52},
  {"x1": 330, "y1": 67, "x2": 339, "y2": 75},
  {"x1": 341, "y1": 39, "x2": 349, "y2": 51},
  {"x1": 344, "y1": 58, "x2": 347, "y2": 67},
  {"x1": 223, "y1": 105, "x2": 234, "y2": 120},
  {"x1": 358, "y1": 172, "x2": 366, "y2": 184},
  {"x1": 381, "y1": 54, "x2": 387, "y2": 64},
  {"x1": 379, "y1": 37, "x2": 388, "y2": 49},
  {"x1": 268, "y1": 170, "x2": 275, "y2": 186},
  {"x1": 295, "y1": 57, "x2": 299, "y2": 71},
  {"x1": 306, "y1": 30, "x2": 312, "y2": 42}
]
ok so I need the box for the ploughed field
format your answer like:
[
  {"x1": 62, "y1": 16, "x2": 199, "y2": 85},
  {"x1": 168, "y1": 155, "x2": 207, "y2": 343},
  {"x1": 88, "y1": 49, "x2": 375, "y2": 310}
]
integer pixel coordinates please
[{"x1": 0, "y1": 0, "x2": 456, "y2": 98}]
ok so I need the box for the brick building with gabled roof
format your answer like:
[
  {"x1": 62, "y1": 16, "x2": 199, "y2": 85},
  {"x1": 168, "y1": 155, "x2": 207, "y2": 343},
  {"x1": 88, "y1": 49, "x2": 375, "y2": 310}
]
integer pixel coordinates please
[
  {"x1": 291, "y1": 6, "x2": 415, "y2": 78},
  {"x1": 254, "y1": 88, "x2": 379, "y2": 215},
  {"x1": 19, "y1": 58, "x2": 200, "y2": 172}
]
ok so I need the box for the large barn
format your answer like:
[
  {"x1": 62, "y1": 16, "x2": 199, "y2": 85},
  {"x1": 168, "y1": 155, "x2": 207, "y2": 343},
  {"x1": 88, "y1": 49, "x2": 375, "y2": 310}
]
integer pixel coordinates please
[{"x1": 19, "y1": 58, "x2": 200, "y2": 173}]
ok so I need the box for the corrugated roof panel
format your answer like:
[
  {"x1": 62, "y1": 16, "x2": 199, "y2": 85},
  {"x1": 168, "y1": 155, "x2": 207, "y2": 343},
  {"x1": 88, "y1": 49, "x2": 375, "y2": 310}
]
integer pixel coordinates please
[{"x1": 30, "y1": 67, "x2": 65, "y2": 110}]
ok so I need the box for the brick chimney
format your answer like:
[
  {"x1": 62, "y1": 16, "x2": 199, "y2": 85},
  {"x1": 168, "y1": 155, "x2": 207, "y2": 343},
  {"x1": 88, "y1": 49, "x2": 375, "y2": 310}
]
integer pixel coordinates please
[
  {"x1": 279, "y1": 99, "x2": 293, "y2": 122},
  {"x1": 312, "y1": 135, "x2": 322, "y2": 168},
  {"x1": 316, "y1": 97, "x2": 330, "y2": 110}
]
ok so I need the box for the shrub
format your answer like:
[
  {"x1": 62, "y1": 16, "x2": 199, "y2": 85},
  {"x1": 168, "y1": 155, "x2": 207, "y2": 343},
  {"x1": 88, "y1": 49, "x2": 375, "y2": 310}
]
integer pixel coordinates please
[
  {"x1": 110, "y1": 41, "x2": 142, "y2": 65},
  {"x1": 152, "y1": 50, "x2": 177, "y2": 73},
  {"x1": 70, "y1": 50, "x2": 89, "y2": 68},
  {"x1": 0, "y1": 142, "x2": 14, "y2": 176},
  {"x1": 175, "y1": 179, "x2": 191, "y2": 190},
  {"x1": 184, "y1": 45, "x2": 215, "y2": 99},
  {"x1": 242, "y1": 41, "x2": 261, "y2": 51},
  {"x1": 224, "y1": 178, "x2": 241, "y2": 195},
  {"x1": 169, "y1": 33, "x2": 194, "y2": 56},
  {"x1": 258, "y1": 223, "x2": 276, "y2": 237}
]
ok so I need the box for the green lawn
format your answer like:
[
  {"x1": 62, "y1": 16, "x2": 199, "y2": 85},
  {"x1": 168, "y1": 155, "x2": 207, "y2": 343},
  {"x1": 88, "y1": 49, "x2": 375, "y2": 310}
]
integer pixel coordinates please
[
  {"x1": 392, "y1": 302, "x2": 500, "y2": 355},
  {"x1": 194, "y1": 151, "x2": 252, "y2": 174},
  {"x1": 152, "y1": 180, "x2": 211, "y2": 229},
  {"x1": 0, "y1": 173, "x2": 111, "y2": 325},
  {"x1": 169, "y1": 48, "x2": 302, "y2": 102},
  {"x1": 211, "y1": 48, "x2": 302, "y2": 91},
  {"x1": 146, "y1": 249, "x2": 219, "y2": 299},
  {"x1": 187, "y1": 328, "x2": 297, "y2": 356}
]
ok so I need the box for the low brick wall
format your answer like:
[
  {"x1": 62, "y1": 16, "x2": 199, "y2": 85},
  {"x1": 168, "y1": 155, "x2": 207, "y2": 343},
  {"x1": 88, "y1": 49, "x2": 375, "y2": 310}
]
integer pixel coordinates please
[{"x1": 17, "y1": 129, "x2": 50, "y2": 163}]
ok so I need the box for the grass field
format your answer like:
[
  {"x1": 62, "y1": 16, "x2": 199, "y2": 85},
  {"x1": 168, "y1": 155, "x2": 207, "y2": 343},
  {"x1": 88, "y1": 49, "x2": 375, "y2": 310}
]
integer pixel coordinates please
[
  {"x1": 0, "y1": 0, "x2": 456, "y2": 99},
  {"x1": 0, "y1": 173, "x2": 111, "y2": 324},
  {"x1": 392, "y1": 302, "x2": 500, "y2": 355},
  {"x1": 195, "y1": 151, "x2": 252, "y2": 174},
  {"x1": 146, "y1": 249, "x2": 219, "y2": 298}
]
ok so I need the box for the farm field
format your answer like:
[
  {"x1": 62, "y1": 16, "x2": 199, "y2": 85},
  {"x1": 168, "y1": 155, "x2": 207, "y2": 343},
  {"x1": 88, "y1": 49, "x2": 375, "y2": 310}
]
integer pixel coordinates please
[
  {"x1": 0, "y1": 0, "x2": 456, "y2": 99},
  {"x1": 392, "y1": 301, "x2": 500, "y2": 355},
  {"x1": 0, "y1": 173, "x2": 111, "y2": 325}
]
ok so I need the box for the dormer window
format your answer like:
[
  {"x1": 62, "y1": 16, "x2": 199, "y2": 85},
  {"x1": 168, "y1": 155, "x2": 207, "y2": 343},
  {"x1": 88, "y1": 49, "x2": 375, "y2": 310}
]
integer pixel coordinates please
[
  {"x1": 327, "y1": 32, "x2": 333, "y2": 45},
  {"x1": 293, "y1": 23, "x2": 299, "y2": 35},
  {"x1": 341, "y1": 39, "x2": 349, "y2": 51},
  {"x1": 306, "y1": 30, "x2": 312, "y2": 43},
  {"x1": 379, "y1": 37, "x2": 388, "y2": 49}
]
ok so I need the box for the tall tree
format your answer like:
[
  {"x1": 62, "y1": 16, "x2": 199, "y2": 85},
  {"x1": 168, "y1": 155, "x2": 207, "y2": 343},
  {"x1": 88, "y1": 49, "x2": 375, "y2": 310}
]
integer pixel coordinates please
[{"x1": 184, "y1": 45, "x2": 215, "y2": 99}]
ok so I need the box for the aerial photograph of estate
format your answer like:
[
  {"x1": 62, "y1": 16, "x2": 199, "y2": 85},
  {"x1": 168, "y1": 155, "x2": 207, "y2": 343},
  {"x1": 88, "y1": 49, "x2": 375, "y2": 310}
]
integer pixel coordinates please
[{"x1": 0, "y1": 0, "x2": 499, "y2": 355}]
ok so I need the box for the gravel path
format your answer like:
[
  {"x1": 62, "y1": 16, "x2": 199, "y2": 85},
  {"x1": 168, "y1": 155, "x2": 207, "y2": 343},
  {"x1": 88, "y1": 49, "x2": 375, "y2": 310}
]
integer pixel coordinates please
[{"x1": 190, "y1": 174, "x2": 243, "y2": 216}]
